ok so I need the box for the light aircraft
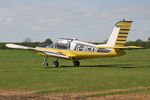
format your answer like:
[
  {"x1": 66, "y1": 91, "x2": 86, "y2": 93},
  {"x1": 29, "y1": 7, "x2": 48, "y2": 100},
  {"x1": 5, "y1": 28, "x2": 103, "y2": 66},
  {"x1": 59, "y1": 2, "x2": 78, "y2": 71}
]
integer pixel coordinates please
[{"x1": 6, "y1": 20, "x2": 141, "y2": 67}]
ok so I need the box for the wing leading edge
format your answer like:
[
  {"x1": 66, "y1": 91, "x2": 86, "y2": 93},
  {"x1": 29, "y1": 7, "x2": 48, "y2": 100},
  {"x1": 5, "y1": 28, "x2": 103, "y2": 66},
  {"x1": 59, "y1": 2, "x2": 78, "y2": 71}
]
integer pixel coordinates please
[{"x1": 6, "y1": 44, "x2": 69, "y2": 59}]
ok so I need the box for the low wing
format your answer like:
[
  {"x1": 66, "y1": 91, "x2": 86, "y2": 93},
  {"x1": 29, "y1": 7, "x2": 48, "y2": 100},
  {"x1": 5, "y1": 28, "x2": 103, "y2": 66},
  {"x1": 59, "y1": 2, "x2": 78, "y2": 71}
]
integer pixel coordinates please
[
  {"x1": 96, "y1": 46, "x2": 143, "y2": 49},
  {"x1": 6, "y1": 44, "x2": 35, "y2": 50},
  {"x1": 6, "y1": 44, "x2": 69, "y2": 59}
]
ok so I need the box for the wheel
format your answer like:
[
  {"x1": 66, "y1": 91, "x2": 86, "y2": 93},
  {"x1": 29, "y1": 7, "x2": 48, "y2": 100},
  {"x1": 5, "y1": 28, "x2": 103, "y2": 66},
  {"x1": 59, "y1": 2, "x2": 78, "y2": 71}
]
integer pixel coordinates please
[
  {"x1": 53, "y1": 61, "x2": 59, "y2": 67},
  {"x1": 43, "y1": 56, "x2": 48, "y2": 67},
  {"x1": 43, "y1": 62, "x2": 48, "y2": 67},
  {"x1": 74, "y1": 60, "x2": 80, "y2": 66}
]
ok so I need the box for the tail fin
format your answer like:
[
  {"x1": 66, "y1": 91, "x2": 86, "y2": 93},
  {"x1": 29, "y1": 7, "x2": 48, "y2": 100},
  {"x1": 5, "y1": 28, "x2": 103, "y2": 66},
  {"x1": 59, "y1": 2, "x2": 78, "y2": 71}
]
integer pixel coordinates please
[{"x1": 106, "y1": 21, "x2": 133, "y2": 47}]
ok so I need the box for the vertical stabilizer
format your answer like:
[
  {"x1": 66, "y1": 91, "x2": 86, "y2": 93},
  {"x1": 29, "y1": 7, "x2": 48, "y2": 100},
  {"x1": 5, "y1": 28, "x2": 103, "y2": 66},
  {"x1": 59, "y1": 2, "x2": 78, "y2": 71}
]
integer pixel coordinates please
[{"x1": 106, "y1": 21, "x2": 133, "y2": 47}]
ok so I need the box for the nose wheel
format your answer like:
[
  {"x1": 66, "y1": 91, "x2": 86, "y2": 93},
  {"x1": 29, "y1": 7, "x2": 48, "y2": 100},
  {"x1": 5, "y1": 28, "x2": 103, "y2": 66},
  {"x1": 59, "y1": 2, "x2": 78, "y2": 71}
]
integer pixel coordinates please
[
  {"x1": 73, "y1": 60, "x2": 80, "y2": 66},
  {"x1": 43, "y1": 56, "x2": 49, "y2": 67}
]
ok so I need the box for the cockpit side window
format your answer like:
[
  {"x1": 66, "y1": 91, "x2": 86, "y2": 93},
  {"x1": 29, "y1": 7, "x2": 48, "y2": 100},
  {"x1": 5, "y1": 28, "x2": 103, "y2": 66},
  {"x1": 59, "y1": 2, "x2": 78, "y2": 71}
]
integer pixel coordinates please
[
  {"x1": 54, "y1": 43, "x2": 69, "y2": 50},
  {"x1": 36, "y1": 42, "x2": 70, "y2": 50}
]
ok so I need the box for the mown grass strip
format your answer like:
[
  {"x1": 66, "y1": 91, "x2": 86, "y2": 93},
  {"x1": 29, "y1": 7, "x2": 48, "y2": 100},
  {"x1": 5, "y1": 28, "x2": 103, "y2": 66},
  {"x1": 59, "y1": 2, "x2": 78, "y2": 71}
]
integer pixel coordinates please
[{"x1": 86, "y1": 87, "x2": 150, "y2": 98}]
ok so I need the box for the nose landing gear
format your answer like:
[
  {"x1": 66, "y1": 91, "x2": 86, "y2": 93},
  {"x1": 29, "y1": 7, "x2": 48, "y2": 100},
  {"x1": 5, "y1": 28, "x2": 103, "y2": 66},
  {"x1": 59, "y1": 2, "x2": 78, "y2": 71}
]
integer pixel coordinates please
[{"x1": 43, "y1": 56, "x2": 49, "y2": 67}]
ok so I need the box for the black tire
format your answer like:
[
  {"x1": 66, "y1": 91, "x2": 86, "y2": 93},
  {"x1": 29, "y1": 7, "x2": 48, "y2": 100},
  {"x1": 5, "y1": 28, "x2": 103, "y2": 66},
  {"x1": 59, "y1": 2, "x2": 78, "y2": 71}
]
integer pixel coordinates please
[
  {"x1": 43, "y1": 62, "x2": 49, "y2": 67},
  {"x1": 53, "y1": 61, "x2": 59, "y2": 67},
  {"x1": 45, "y1": 62, "x2": 48, "y2": 67},
  {"x1": 74, "y1": 60, "x2": 80, "y2": 66}
]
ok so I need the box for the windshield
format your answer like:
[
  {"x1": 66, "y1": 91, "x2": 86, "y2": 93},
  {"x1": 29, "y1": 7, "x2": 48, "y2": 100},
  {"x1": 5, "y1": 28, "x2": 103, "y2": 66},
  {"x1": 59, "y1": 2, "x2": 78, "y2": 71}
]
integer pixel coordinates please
[{"x1": 53, "y1": 42, "x2": 70, "y2": 50}]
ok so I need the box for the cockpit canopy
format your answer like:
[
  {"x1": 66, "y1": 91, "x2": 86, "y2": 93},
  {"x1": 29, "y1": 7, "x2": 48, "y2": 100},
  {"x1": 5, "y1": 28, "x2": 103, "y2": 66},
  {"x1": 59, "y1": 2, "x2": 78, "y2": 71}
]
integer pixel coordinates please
[{"x1": 36, "y1": 38, "x2": 77, "y2": 50}]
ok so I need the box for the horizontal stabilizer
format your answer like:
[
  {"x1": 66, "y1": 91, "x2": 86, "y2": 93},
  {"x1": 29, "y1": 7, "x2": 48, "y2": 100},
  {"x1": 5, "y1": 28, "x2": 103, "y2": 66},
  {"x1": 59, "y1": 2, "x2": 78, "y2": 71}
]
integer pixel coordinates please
[{"x1": 96, "y1": 46, "x2": 143, "y2": 49}]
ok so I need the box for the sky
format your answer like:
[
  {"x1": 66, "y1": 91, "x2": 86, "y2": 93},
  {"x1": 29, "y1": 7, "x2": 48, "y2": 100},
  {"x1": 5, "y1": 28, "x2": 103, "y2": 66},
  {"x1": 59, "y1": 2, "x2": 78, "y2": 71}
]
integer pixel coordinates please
[{"x1": 0, "y1": 0, "x2": 150, "y2": 42}]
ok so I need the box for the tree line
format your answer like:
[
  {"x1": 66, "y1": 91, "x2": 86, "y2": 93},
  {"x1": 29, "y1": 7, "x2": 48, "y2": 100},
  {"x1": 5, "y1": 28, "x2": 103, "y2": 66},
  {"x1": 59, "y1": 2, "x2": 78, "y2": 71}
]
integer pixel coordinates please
[
  {"x1": 125, "y1": 37, "x2": 150, "y2": 49},
  {"x1": 0, "y1": 37, "x2": 150, "y2": 49}
]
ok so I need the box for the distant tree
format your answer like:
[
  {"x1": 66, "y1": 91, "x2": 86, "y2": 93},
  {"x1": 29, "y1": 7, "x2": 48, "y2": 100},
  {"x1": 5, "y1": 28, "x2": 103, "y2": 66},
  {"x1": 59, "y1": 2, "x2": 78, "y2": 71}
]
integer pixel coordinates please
[
  {"x1": 125, "y1": 41, "x2": 137, "y2": 46},
  {"x1": 42, "y1": 38, "x2": 52, "y2": 44},
  {"x1": 135, "y1": 39, "x2": 145, "y2": 48},
  {"x1": 148, "y1": 37, "x2": 150, "y2": 41},
  {"x1": 144, "y1": 37, "x2": 150, "y2": 48},
  {"x1": 24, "y1": 37, "x2": 32, "y2": 43},
  {"x1": 136, "y1": 39, "x2": 142, "y2": 43},
  {"x1": 145, "y1": 41, "x2": 150, "y2": 48},
  {"x1": 0, "y1": 43, "x2": 7, "y2": 49},
  {"x1": 126, "y1": 39, "x2": 145, "y2": 48}
]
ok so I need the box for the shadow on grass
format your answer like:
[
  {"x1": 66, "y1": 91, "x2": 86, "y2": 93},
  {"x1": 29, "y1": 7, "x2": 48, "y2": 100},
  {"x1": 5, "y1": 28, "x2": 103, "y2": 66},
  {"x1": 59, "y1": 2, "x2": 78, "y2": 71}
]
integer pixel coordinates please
[{"x1": 60, "y1": 64, "x2": 136, "y2": 69}]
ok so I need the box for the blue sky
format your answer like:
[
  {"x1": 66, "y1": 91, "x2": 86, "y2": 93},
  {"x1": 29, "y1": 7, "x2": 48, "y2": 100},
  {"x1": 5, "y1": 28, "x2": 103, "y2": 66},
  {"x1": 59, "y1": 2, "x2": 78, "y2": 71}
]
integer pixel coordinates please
[{"x1": 0, "y1": 0, "x2": 150, "y2": 42}]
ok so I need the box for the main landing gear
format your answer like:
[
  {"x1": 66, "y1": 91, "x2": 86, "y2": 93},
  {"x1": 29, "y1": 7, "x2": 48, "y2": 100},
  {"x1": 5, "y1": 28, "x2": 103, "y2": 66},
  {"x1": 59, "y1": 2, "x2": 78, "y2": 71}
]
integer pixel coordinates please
[
  {"x1": 73, "y1": 60, "x2": 80, "y2": 66},
  {"x1": 53, "y1": 59, "x2": 59, "y2": 68}
]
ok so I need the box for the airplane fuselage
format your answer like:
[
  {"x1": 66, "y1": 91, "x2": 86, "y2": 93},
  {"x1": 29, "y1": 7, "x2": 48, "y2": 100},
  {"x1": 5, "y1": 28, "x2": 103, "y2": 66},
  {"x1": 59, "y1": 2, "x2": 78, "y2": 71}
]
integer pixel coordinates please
[{"x1": 36, "y1": 39, "x2": 125, "y2": 60}]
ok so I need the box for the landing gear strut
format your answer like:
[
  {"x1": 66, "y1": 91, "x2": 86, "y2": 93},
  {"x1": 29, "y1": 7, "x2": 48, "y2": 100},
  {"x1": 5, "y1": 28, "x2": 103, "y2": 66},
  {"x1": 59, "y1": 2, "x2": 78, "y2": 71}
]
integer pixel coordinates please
[
  {"x1": 53, "y1": 59, "x2": 59, "y2": 68},
  {"x1": 73, "y1": 60, "x2": 80, "y2": 66},
  {"x1": 43, "y1": 56, "x2": 48, "y2": 67}
]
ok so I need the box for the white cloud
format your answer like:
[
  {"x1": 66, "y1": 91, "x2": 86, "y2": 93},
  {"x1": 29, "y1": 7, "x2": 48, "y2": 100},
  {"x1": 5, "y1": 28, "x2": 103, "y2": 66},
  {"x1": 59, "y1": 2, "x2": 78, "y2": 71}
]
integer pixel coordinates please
[
  {"x1": 0, "y1": 17, "x2": 14, "y2": 24},
  {"x1": 99, "y1": 13, "x2": 112, "y2": 19},
  {"x1": 38, "y1": 18, "x2": 64, "y2": 24},
  {"x1": 30, "y1": 26, "x2": 50, "y2": 31},
  {"x1": 0, "y1": 3, "x2": 96, "y2": 26},
  {"x1": 116, "y1": 4, "x2": 145, "y2": 13},
  {"x1": 83, "y1": 12, "x2": 93, "y2": 17}
]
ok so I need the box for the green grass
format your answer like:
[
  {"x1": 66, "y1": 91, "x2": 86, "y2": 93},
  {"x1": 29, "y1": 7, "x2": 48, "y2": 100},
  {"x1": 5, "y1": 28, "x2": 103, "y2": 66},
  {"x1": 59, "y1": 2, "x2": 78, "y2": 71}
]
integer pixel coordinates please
[{"x1": 0, "y1": 49, "x2": 150, "y2": 95}]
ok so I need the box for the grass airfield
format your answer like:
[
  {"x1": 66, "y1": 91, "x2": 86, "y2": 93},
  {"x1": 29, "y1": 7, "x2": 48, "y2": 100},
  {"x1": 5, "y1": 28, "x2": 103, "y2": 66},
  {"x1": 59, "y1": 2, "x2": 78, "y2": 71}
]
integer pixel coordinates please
[{"x1": 0, "y1": 49, "x2": 150, "y2": 99}]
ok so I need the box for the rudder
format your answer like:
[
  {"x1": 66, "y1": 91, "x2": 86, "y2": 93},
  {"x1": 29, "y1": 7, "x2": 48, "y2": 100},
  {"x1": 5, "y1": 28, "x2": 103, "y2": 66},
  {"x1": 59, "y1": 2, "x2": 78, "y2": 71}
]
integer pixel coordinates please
[{"x1": 115, "y1": 21, "x2": 132, "y2": 46}]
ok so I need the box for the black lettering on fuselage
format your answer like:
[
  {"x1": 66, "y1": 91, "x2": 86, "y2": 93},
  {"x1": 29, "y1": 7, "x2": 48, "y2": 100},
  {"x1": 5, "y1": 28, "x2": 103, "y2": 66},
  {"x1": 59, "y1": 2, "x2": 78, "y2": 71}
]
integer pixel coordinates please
[{"x1": 74, "y1": 43, "x2": 111, "y2": 53}]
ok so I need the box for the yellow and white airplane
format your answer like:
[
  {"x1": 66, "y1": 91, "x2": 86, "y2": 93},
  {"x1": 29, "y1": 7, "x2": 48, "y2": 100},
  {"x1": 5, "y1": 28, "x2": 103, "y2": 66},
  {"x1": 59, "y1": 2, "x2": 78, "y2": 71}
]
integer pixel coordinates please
[{"x1": 6, "y1": 20, "x2": 141, "y2": 67}]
